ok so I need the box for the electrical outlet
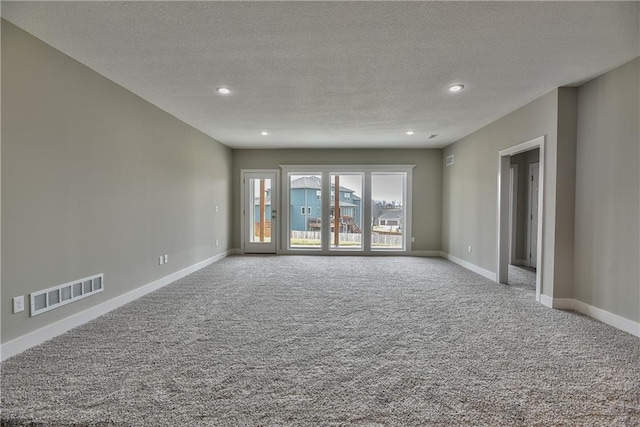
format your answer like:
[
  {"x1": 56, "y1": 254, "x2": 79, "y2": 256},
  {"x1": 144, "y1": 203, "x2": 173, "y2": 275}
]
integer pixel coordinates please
[
  {"x1": 468, "y1": 245, "x2": 472, "y2": 253},
  {"x1": 164, "y1": 254, "x2": 168, "y2": 263},
  {"x1": 13, "y1": 296, "x2": 24, "y2": 314},
  {"x1": 411, "y1": 237, "x2": 415, "y2": 243},
  {"x1": 159, "y1": 256, "x2": 164, "y2": 265},
  {"x1": 215, "y1": 205, "x2": 219, "y2": 213}
]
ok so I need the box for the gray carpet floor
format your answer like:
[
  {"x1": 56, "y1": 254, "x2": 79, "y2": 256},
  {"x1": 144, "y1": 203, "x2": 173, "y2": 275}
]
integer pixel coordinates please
[{"x1": 2, "y1": 256, "x2": 639, "y2": 426}]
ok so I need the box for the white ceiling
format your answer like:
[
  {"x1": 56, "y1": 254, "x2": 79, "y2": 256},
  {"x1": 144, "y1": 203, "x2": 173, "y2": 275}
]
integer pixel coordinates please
[{"x1": 3, "y1": 1, "x2": 639, "y2": 149}]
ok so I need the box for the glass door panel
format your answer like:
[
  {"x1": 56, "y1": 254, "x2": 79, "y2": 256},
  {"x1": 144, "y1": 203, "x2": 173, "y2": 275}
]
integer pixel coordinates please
[
  {"x1": 330, "y1": 174, "x2": 363, "y2": 250},
  {"x1": 244, "y1": 171, "x2": 277, "y2": 253},
  {"x1": 289, "y1": 174, "x2": 322, "y2": 249},
  {"x1": 371, "y1": 173, "x2": 405, "y2": 250}
]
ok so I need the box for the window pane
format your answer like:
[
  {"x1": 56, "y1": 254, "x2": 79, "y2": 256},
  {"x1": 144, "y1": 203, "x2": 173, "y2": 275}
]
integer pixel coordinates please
[
  {"x1": 371, "y1": 173, "x2": 405, "y2": 250},
  {"x1": 330, "y1": 174, "x2": 363, "y2": 249},
  {"x1": 289, "y1": 174, "x2": 322, "y2": 249},
  {"x1": 250, "y1": 178, "x2": 272, "y2": 243}
]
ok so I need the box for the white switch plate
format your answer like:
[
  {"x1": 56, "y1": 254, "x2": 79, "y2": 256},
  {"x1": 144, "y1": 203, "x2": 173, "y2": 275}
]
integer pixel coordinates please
[
  {"x1": 216, "y1": 239, "x2": 219, "y2": 246},
  {"x1": 164, "y1": 254, "x2": 168, "y2": 263},
  {"x1": 411, "y1": 237, "x2": 415, "y2": 243},
  {"x1": 159, "y1": 256, "x2": 164, "y2": 265},
  {"x1": 468, "y1": 245, "x2": 472, "y2": 253},
  {"x1": 13, "y1": 296, "x2": 24, "y2": 314}
]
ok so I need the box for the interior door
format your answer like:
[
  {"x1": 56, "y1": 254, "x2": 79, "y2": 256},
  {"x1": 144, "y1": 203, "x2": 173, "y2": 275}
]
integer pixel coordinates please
[
  {"x1": 243, "y1": 171, "x2": 278, "y2": 253},
  {"x1": 528, "y1": 163, "x2": 539, "y2": 268}
]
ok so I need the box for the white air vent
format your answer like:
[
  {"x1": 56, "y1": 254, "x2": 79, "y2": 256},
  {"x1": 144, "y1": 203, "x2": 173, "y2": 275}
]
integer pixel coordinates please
[
  {"x1": 445, "y1": 155, "x2": 454, "y2": 166},
  {"x1": 30, "y1": 273, "x2": 104, "y2": 317}
]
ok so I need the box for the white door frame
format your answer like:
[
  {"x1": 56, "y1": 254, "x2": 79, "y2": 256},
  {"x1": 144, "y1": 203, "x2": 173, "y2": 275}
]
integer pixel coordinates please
[
  {"x1": 497, "y1": 136, "x2": 545, "y2": 302},
  {"x1": 527, "y1": 162, "x2": 540, "y2": 268},
  {"x1": 240, "y1": 169, "x2": 280, "y2": 254},
  {"x1": 509, "y1": 165, "x2": 518, "y2": 264}
]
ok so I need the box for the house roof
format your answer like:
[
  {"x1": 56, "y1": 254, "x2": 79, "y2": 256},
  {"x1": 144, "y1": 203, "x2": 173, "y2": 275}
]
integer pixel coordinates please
[
  {"x1": 379, "y1": 209, "x2": 403, "y2": 220},
  {"x1": 291, "y1": 176, "x2": 356, "y2": 194},
  {"x1": 291, "y1": 176, "x2": 322, "y2": 190}
]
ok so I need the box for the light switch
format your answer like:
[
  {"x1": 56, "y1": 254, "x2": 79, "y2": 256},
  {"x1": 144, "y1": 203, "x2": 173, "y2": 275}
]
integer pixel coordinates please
[{"x1": 13, "y1": 296, "x2": 24, "y2": 314}]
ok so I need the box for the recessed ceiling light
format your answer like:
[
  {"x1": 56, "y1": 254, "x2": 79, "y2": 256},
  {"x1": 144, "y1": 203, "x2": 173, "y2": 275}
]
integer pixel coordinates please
[
  {"x1": 448, "y1": 84, "x2": 465, "y2": 93},
  {"x1": 405, "y1": 131, "x2": 415, "y2": 135},
  {"x1": 216, "y1": 87, "x2": 231, "y2": 95},
  {"x1": 260, "y1": 131, "x2": 269, "y2": 136}
]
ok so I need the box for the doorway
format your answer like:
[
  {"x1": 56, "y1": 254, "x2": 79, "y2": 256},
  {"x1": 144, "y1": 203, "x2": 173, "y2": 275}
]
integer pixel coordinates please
[
  {"x1": 242, "y1": 170, "x2": 278, "y2": 254},
  {"x1": 497, "y1": 136, "x2": 544, "y2": 302}
]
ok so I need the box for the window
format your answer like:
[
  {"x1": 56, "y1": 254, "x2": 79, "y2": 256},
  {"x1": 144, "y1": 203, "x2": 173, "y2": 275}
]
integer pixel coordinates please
[
  {"x1": 300, "y1": 206, "x2": 312, "y2": 215},
  {"x1": 330, "y1": 174, "x2": 362, "y2": 249},
  {"x1": 372, "y1": 173, "x2": 405, "y2": 250},
  {"x1": 282, "y1": 166, "x2": 413, "y2": 253},
  {"x1": 289, "y1": 174, "x2": 322, "y2": 249}
]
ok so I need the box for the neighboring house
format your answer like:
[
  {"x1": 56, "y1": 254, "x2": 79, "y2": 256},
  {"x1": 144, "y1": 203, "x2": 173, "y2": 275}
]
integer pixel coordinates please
[
  {"x1": 376, "y1": 208, "x2": 403, "y2": 233},
  {"x1": 290, "y1": 176, "x2": 361, "y2": 232}
]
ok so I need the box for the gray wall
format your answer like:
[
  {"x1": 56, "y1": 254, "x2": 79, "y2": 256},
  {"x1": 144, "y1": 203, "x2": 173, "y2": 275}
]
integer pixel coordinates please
[
  {"x1": 231, "y1": 149, "x2": 442, "y2": 252},
  {"x1": 442, "y1": 90, "x2": 561, "y2": 297},
  {"x1": 510, "y1": 148, "x2": 539, "y2": 261},
  {"x1": 574, "y1": 58, "x2": 639, "y2": 323},
  {"x1": 2, "y1": 21, "x2": 233, "y2": 343}
]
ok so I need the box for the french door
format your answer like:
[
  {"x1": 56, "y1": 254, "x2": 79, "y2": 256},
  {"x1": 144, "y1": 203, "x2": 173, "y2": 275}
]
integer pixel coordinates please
[{"x1": 242, "y1": 171, "x2": 278, "y2": 253}]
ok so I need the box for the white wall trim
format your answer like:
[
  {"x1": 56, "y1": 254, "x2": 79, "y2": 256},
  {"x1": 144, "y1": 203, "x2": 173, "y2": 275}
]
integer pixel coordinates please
[
  {"x1": 231, "y1": 248, "x2": 244, "y2": 255},
  {"x1": 0, "y1": 250, "x2": 231, "y2": 361},
  {"x1": 441, "y1": 252, "x2": 497, "y2": 282},
  {"x1": 539, "y1": 294, "x2": 553, "y2": 308},
  {"x1": 512, "y1": 259, "x2": 528, "y2": 266},
  {"x1": 571, "y1": 299, "x2": 639, "y2": 337},
  {"x1": 411, "y1": 251, "x2": 444, "y2": 257},
  {"x1": 538, "y1": 297, "x2": 639, "y2": 337},
  {"x1": 497, "y1": 136, "x2": 545, "y2": 302}
]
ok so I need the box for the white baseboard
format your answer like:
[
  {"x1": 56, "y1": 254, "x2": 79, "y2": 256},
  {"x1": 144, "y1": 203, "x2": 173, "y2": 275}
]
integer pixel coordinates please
[
  {"x1": 511, "y1": 259, "x2": 528, "y2": 266},
  {"x1": 411, "y1": 251, "x2": 444, "y2": 257},
  {"x1": 539, "y1": 297, "x2": 639, "y2": 338},
  {"x1": 1, "y1": 250, "x2": 231, "y2": 361},
  {"x1": 440, "y1": 252, "x2": 497, "y2": 282},
  {"x1": 571, "y1": 299, "x2": 639, "y2": 337},
  {"x1": 539, "y1": 294, "x2": 553, "y2": 308},
  {"x1": 231, "y1": 248, "x2": 244, "y2": 255}
]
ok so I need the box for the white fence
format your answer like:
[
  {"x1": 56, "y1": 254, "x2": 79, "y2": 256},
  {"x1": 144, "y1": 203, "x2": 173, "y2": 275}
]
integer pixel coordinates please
[{"x1": 290, "y1": 230, "x2": 402, "y2": 246}]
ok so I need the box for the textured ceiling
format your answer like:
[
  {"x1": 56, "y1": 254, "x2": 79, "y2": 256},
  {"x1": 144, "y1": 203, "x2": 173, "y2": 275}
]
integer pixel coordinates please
[{"x1": 2, "y1": 1, "x2": 639, "y2": 149}]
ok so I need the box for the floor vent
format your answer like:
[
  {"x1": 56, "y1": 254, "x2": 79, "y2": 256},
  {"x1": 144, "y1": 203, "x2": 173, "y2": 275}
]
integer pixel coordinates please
[{"x1": 30, "y1": 273, "x2": 104, "y2": 317}]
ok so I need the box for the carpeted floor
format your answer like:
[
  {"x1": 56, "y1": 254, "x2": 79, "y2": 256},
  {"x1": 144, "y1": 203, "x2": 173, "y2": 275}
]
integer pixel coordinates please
[
  {"x1": 2, "y1": 256, "x2": 639, "y2": 426},
  {"x1": 508, "y1": 264, "x2": 536, "y2": 291}
]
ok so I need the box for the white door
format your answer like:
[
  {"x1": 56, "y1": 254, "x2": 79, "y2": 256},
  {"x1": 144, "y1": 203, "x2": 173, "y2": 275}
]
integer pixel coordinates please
[
  {"x1": 243, "y1": 171, "x2": 278, "y2": 253},
  {"x1": 527, "y1": 163, "x2": 539, "y2": 268}
]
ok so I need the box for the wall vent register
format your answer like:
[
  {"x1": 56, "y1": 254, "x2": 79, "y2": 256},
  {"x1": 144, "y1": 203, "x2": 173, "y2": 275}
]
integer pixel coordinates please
[
  {"x1": 445, "y1": 155, "x2": 454, "y2": 166},
  {"x1": 30, "y1": 273, "x2": 104, "y2": 317}
]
